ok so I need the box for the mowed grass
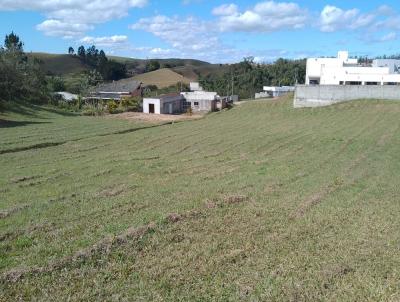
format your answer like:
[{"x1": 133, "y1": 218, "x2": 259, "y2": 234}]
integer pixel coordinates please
[
  {"x1": 133, "y1": 68, "x2": 191, "y2": 88},
  {"x1": 0, "y1": 104, "x2": 160, "y2": 154},
  {"x1": 1, "y1": 96, "x2": 400, "y2": 301}
]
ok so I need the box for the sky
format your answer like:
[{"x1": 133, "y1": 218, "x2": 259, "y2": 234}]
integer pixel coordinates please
[{"x1": 1, "y1": 0, "x2": 400, "y2": 63}]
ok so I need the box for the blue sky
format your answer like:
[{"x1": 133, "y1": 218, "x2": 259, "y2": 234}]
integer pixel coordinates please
[{"x1": 1, "y1": 0, "x2": 400, "y2": 63}]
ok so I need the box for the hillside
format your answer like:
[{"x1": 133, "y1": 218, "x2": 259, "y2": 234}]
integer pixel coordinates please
[
  {"x1": 29, "y1": 52, "x2": 211, "y2": 77},
  {"x1": 172, "y1": 63, "x2": 231, "y2": 80},
  {"x1": 2, "y1": 96, "x2": 400, "y2": 300},
  {"x1": 133, "y1": 68, "x2": 191, "y2": 88},
  {"x1": 28, "y1": 53, "x2": 89, "y2": 75}
]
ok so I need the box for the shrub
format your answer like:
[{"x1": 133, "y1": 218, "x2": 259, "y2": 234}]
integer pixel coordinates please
[
  {"x1": 107, "y1": 100, "x2": 122, "y2": 114},
  {"x1": 82, "y1": 104, "x2": 104, "y2": 116},
  {"x1": 120, "y1": 96, "x2": 141, "y2": 112}
]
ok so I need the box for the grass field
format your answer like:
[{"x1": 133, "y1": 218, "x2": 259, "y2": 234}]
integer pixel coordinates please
[
  {"x1": 133, "y1": 68, "x2": 191, "y2": 88},
  {"x1": 1, "y1": 96, "x2": 400, "y2": 301}
]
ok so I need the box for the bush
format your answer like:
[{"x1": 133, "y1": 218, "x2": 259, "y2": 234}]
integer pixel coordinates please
[
  {"x1": 82, "y1": 104, "x2": 104, "y2": 116},
  {"x1": 107, "y1": 100, "x2": 123, "y2": 114},
  {"x1": 120, "y1": 96, "x2": 141, "y2": 112}
]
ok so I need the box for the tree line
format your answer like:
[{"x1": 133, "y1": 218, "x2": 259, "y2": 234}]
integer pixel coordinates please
[
  {"x1": 199, "y1": 57, "x2": 306, "y2": 99},
  {"x1": 67, "y1": 45, "x2": 126, "y2": 81}
]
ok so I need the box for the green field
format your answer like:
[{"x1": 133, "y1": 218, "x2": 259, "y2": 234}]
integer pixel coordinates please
[{"x1": 1, "y1": 96, "x2": 400, "y2": 301}]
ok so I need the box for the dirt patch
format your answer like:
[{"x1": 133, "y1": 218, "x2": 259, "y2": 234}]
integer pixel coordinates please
[
  {"x1": 224, "y1": 195, "x2": 249, "y2": 204},
  {"x1": 10, "y1": 175, "x2": 39, "y2": 184},
  {"x1": 293, "y1": 185, "x2": 337, "y2": 219},
  {"x1": 93, "y1": 169, "x2": 112, "y2": 177},
  {"x1": 108, "y1": 111, "x2": 204, "y2": 123},
  {"x1": 96, "y1": 185, "x2": 128, "y2": 198},
  {"x1": 0, "y1": 204, "x2": 29, "y2": 219},
  {"x1": 166, "y1": 213, "x2": 183, "y2": 223},
  {"x1": 322, "y1": 264, "x2": 355, "y2": 289}
]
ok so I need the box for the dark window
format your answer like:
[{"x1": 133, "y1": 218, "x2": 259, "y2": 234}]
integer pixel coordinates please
[{"x1": 194, "y1": 102, "x2": 199, "y2": 106}]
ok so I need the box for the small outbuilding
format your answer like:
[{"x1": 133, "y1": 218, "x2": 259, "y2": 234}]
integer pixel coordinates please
[
  {"x1": 181, "y1": 91, "x2": 217, "y2": 112},
  {"x1": 143, "y1": 94, "x2": 184, "y2": 114}
]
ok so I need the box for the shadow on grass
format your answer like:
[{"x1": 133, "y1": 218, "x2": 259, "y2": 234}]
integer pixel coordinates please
[
  {"x1": 0, "y1": 100, "x2": 78, "y2": 118},
  {"x1": 0, "y1": 120, "x2": 51, "y2": 128}
]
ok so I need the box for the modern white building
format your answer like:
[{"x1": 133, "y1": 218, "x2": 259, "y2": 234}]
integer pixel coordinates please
[{"x1": 306, "y1": 51, "x2": 400, "y2": 86}]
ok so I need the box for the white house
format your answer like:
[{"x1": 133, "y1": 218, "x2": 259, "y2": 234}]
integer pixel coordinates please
[
  {"x1": 306, "y1": 51, "x2": 400, "y2": 85},
  {"x1": 255, "y1": 86, "x2": 295, "y2": 98},
  {"x1": 143, "y1": 82, "x2": 218, "y2": 114},
  {"x1": 181, "y1": 91, "x2": 217, "y2": 112},
  {"x1": 143, "y1": 94, "x2": 184, "y2": 114}
]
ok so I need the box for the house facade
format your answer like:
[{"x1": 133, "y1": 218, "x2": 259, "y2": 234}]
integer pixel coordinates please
[
  {"x1": 181, "y1": 91, "x2": 217, "y2": 112},
  {"x1": 143, "y1": 94, "x2": 184, "y2": 114},
  {"x1": 306, "y1": 51, "x2": 400, "y2": 86}
]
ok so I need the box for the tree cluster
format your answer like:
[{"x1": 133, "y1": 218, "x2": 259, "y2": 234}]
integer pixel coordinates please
[
  {"x1": 0, "y1": 32, "x2": 48, "y2": 103},
  {"x1": 70, "y1": 45, "x2": 127, "y2": 81},
  {"x1": 145, "y1": 60, "x2": 161, "y2": 72},
  {"x1": 199, "y1": 57, "x2": 306, "y2": 99}
]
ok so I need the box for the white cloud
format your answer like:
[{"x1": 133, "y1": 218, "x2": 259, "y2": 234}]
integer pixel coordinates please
[
  {"x1": 212, "y1": 4, "x2": 238, "y2": 16},
  {"x1": 0, "y1": 0, "x2": 148, "y2": 38},
  {"x1": 36, "y1": 20, "x2": 93, "y2": 39},
  {"x1": 131, "y1": 15, "x2": 220, "y2": 52},
  {"x1": 149, "y1": 47, "x2": 174, "y2": 55},
  {"x1": 80, "y1": 35, "x2": 129, "y2": 47},
  {"x1": 214, "y1": 1, "x2": 308, "y2": 32},
  {"x1": 376, "y1": 5, "x2": 395, "y2": 16},
  {"x1": 320, "y1": 5, "x2": 370, "y2": 32},
  {"x1": 380, "y1": 32, "x2": 397, "y2": 42},
  {"x1": 319, "y1": 4, "x2": 400, "y2": 46}
]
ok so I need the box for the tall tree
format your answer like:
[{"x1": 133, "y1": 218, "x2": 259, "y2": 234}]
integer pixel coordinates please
[
  {"x1": 77, "y1": 45, "x2": 86, "y2": 59},
  {"x1": 68, "y1": 47, "x2": 75, "y2": 55},
  {"x1": 0, "y1": 32, "x2": 48, "y2": 103},
  {"x1": 4, "y1": 31, "x2": 23, "y2": 52}
]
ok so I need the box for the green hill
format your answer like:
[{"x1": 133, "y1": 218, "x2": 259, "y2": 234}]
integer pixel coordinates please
[
  {"x1": 2, "y1": 96, "x2": 400, "y2": 300},
  {"x1": 29, "y1": 52, "x2": 212, "y2": 77},
  {"x1": 28, "y1": 53, "x2": 89, "y2": 75},
  {"x1": 172, "y1": 63, "x2": 231, "y2": 81},
  {"x1": 133, "y1": 68, "x2": 191, "y2": 88}
]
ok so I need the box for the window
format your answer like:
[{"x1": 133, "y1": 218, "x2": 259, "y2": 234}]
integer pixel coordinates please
[{"x1": 194, "y1": 102, "x2": 199, "y2": 106}]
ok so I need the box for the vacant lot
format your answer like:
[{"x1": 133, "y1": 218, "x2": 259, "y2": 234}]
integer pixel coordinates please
[{"x1": 1, "y1": 96, "x2": 400, "y2": 301}]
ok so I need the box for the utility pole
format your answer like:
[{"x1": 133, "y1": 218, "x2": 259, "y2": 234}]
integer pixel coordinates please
[{"x1": 231, "y1": 69, "x2": 234, "y2": 97}]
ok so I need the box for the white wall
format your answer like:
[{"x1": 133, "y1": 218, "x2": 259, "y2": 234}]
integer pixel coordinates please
[
  {"x1": 294, "y1": 85, "x2": 400, "y2": 108},
  {"x1": 143, "y1": 98, "x2": 161, "y2": 114}
]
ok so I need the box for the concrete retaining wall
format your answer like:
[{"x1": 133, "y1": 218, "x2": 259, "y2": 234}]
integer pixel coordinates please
[{"x1": 294, "y1": 85, "x2": 400, "y2": 108}]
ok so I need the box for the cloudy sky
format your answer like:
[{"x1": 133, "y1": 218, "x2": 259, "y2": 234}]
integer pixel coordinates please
[{"x1": 1, "y1": 0, "x2": 400, "y2": 63}]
